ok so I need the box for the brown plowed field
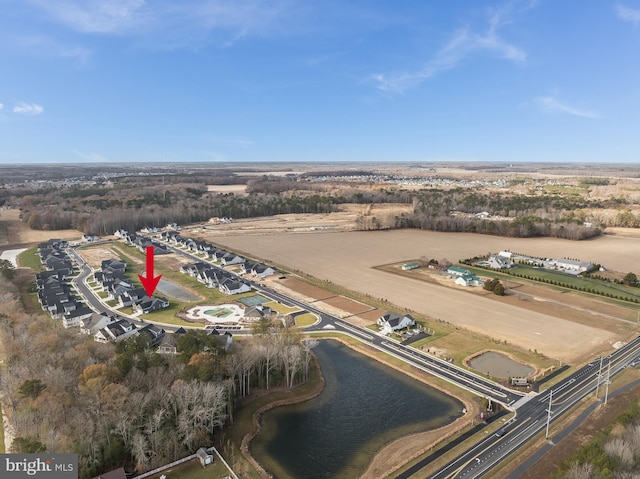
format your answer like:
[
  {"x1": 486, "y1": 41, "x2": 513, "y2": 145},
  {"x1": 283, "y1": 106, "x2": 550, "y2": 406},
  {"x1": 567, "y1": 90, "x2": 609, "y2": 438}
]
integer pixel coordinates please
[{"x1": 208, "y1": 230, "x2": 639, "y2": 363}]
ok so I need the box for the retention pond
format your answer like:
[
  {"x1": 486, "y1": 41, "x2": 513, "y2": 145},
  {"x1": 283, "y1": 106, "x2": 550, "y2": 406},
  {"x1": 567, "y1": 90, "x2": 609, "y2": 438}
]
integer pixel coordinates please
[
  {"x1": 251, "y1": 340, "x2": 463, "y2": 479},
  {"x1": 468, "y1": 351, "x2": 534, "y2": 379}
]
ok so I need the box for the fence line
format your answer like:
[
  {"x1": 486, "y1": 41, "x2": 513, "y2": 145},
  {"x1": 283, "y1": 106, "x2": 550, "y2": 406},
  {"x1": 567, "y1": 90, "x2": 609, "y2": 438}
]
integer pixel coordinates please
[{"x1": 132, "y1": 446, "x2": 237, "y2": 479}]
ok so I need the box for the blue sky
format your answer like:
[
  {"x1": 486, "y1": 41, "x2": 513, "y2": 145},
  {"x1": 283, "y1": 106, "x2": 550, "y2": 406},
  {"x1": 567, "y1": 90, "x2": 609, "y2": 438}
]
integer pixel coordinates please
[{"x1": 1, "y1": 0, "x2": 640, "y2": 164}]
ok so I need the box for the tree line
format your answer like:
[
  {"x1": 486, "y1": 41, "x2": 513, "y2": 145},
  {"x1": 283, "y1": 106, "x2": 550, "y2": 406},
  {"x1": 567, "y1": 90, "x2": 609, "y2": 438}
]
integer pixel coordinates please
[{"x1": 5, "y1": 172, "x2": 640, "y2": 240}]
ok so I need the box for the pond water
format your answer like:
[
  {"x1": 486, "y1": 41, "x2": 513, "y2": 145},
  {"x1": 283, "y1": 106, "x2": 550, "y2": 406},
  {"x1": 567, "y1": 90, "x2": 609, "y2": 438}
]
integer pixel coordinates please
[
  {"x1": 155, "y1": 278, "x2": 200, "y2": 301},
  {"x1": 250, "y1": 340, "x2": 463, "y2": 479},
  {"x1": 468, "y1": 351, "x2": 534, "y2": 379}
]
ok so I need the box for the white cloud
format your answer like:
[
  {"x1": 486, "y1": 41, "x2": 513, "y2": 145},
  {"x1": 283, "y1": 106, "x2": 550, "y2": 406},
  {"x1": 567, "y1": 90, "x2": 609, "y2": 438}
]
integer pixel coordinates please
[
  {"x1": 535, "y1": 96, "x2": 600, "y2": 119},
  {"x1": 8, "y1": 34, "x2": 92, "y2": 61},
  {"x1": 26, "y1": 0, "x2": 147, "y2": 34},
  {"x1": 73, "y1": 151, "x2": 108, "y2": 162},
  {"x1": 0, "y1": 102, "x2": 3, "y2": 110},
  {"x1": 372, "y1": 2, "x2": 533, "y2": 93},
  {"x1": 616, "y1": 4, "x2": 640, "y2": 23},
  {"x1": 25, "y1": 0, "x2": 291, "y2": 48},
  {"x1": 13, "y1": 102, "x2": 44, "y2": 115}
]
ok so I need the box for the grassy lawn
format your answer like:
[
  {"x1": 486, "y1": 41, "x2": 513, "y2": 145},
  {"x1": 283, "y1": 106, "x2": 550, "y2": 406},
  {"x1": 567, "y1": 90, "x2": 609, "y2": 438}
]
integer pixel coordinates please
[
  {"x1": 17, "y1": 246, "x2": 41, "y2": 270},
  {"x1": 507, "y1": 265, "x2": 640, "y2": 301},
  {"x1": 96, "y1": 291, "x2": 108, "y2": 299},
  {"x1": 137, "y1": 301, "x2": 205, "y2": 328},
  {"x1": 294, "y1": 313, "x2": 318, "y2": 327},
  {"x1": 263, "y1": 301, "x2": 300, "y2": 315},
  {"x1": 144, "y1": 457, "x2": 231, "y2": 479},
  {"x1": 0, "y1": 223, "x2": 7, "y2": 245}
]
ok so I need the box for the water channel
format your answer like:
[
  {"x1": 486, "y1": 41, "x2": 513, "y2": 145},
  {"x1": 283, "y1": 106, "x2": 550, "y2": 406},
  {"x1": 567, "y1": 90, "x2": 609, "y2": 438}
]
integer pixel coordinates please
[{"x1": 251, "y1": 340, "x2": 463, "y2": 479}]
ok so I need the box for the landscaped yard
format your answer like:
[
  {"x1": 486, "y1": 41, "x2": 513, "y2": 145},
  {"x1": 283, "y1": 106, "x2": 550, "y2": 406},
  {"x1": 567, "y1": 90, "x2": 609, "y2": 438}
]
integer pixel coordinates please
[
  {"x1": 17, "y1": 246, "x2": 42, "y2": 270},
  {"x1": 294, "y1": 312, "x2": 318, "y2": 327},
  {"x1": 502, "y1": 265, "x2": 640, "y2": 302},
  {"x1": 263, "y1": 301, "x2": 299, "y2": 315}
]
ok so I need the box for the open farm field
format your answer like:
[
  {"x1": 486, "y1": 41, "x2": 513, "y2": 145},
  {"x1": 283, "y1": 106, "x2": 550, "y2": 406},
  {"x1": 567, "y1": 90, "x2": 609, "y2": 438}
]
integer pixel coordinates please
[
  {"x1": 187, "y1": 203, "x2": 413, "y2": 236},
  {"x1": 208, "y1": 230, "x2": 640, "y2": 363},
  {"x1": 206, "y1": 184, "x2": 248, "y2": 195},
  {"x1": 0, "y1": 209, "x2": 81, "y2": 247}
]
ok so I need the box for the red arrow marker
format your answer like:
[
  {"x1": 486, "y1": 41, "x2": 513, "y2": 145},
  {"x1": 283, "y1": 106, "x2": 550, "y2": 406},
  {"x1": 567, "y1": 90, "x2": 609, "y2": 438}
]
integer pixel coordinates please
[{"x1": 139, "y1": 246, "x2": 162, "y2": 297}]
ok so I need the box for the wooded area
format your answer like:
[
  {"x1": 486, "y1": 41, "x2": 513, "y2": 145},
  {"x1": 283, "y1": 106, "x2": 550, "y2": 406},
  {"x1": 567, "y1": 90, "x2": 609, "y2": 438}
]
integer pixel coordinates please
[
  {"x1": 4, "y1": 171, "x2": 635, "y2": 240},
  {"x1": 0, "y1": 276, "x2": 314, "y2": 478}
]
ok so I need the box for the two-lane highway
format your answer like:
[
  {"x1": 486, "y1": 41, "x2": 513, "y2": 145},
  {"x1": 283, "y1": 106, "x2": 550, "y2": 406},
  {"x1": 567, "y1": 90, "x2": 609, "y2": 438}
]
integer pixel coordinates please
[{"x1": 427, "y1": 335, "x2": 640, "y2": 478}]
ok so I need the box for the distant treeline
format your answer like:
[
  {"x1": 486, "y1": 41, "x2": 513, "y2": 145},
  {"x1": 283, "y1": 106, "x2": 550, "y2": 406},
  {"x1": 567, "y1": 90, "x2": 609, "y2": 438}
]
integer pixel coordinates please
[{"x1": 4, "y1": 174, "x2": 638, "y2": 239}]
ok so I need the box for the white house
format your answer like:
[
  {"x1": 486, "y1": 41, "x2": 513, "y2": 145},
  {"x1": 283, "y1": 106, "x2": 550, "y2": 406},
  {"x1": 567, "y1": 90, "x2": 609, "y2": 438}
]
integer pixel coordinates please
[
  {"x1": 377, "y1": 312, "x2": 415, "y2": 334},
  {"x1": 219, "y1": 279, "x2": 251, "y2": 295},
  {"x1": 220, "y1": 253, "x2": 244, "y2": 266},
  {"x1": 488, "y1": 255, "x2": 513, "y2": 269},
  {"x1": 498, "y1": 251, "x2": 513, "y2": 259}
]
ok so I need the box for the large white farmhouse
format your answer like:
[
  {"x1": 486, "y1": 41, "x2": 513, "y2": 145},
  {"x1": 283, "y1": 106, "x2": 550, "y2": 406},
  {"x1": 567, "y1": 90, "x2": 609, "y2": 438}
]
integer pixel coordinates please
[{"x1": 377, "y1": 312, "x2": 415, "y2": 335}]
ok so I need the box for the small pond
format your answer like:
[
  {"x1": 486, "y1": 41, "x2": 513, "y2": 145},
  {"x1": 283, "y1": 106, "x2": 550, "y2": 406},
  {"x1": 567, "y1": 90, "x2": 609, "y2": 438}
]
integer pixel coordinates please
[
  {"x1": 468, "y1": 351, "x2": 534, "y2": 379},
  {"x1": 155, "y1": 278, "x2": 200, "y2": 301}
]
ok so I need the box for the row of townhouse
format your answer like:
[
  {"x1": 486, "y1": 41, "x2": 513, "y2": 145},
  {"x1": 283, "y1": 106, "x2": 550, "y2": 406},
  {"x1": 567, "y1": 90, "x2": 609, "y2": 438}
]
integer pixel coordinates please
[
  {"x1": 81, "y1": 312, "x2": 165, "y2": 345},
  {"x1": 179, "y1": 261, "x2": 252, "y2": 295},
  {"x1": 163, "y1": 230, "x2": 276, "y2": 278},
  {"x1": 115, "y1": 229, "x2": 169, "y2": 255},
  {"x1": 93, "y1": 258, "x2": 169, "y2": 314},
  {"x1": 36, "y1": 239, "x2": 94, "y2": 328}
]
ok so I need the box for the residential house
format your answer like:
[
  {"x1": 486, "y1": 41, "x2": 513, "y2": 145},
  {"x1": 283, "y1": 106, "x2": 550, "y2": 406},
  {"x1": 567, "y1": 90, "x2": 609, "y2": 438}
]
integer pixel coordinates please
[
  {"x1": 377, "y1": 312, "x2": 415, "y2": 334},
  {"x1": 94, "y1": 319, "x2": 138, "y2": 343},
  {"x1": 488, "y1": 255, "x2": 513, "y2": 269},
  {"x1": 63, "y1": 306, "x2": 94, "y2": 328},
  {"x1": 220, "y1": 253, "x2": 244, "y2": 266},
  {"x1": 139, "y1": 323, "x2": 166, "y2": 346},
  {"x1": 101, "y1": 259, "x2": 126, "y2": 272},
  {"x1": 447, "y1": 266, "x2": 472, "y2": 277},
  {"x1": 219, "y1": 279, "x2": 251, "y2": 295},
  {"x1": 119, "y1": 287, "x2": 147, "y2": 307},
  {"x1": 81, "y1": 313, "x2": 117, "y2": 336},
  {"x1": 251, "y1": 264, "x2": 275, "y2": 278},
  {"x1": 133, "y1": 296, "x2": 169, "y2": 314}
]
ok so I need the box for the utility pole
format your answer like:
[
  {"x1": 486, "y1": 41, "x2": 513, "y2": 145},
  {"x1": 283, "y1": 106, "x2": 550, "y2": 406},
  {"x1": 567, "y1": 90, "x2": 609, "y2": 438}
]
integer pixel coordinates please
[
  {"x1": 545, "y1": 389, "x2": 553, "y2": 439},
  {"x1": 604, "y1": 361, "x2": 612, "y2": 405}
]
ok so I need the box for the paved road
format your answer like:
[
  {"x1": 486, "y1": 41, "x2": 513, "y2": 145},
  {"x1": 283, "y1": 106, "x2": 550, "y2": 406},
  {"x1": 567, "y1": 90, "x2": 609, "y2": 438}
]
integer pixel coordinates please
[
  {"x1": 67, "y1": 237, "x2": 640, "y2": 478},
  {"x1": 425, "y1": 336, "x2": 640, "y2": 478}
]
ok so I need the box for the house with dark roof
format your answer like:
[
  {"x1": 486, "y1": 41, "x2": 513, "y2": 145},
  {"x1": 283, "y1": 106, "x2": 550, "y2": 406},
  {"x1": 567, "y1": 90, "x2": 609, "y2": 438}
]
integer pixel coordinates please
[
  {"x1": 133, "y1": 296, "x2": 169, "y2": 314},
  {"x1": 251, "y1": 264, "x2": 275, "y2": 278},
  {"x1": 220, "y1": 253, "x2": 244, "y2": 266},
  {"x1": 94, "y1": 319, "x2": 138, "y2": 343},
  {"x1": 139, "y1": 323, "x2": 166, "y2": 345},
  {"x1": 63, "y1": 306, "x2": 94, "y2": 328},
  {"x1": 219, "y1": 279, "x2": 251, "y2": 295},
  {"x1": 119, "y1": 287, "x2": 147, "y2": 307}
]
